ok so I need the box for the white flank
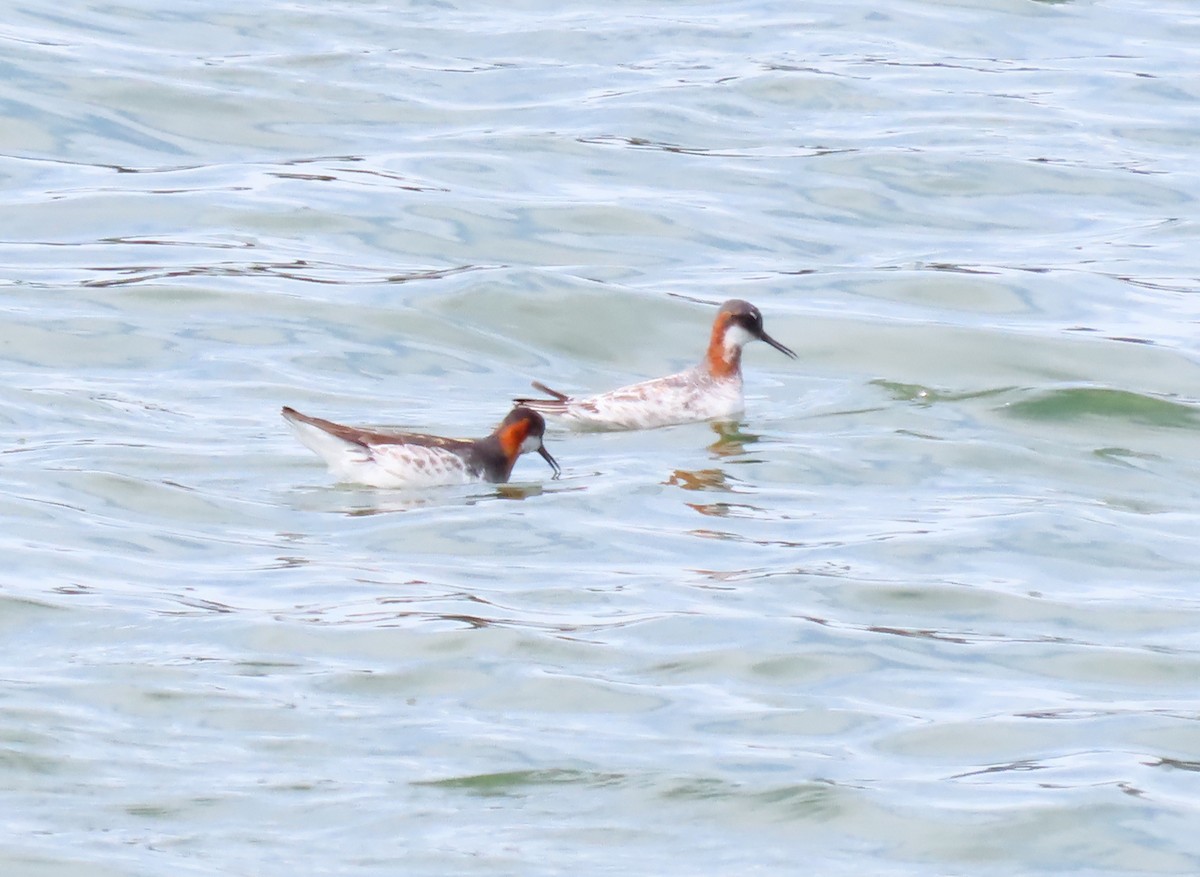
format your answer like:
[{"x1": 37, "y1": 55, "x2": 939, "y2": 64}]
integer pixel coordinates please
[
  {"x1": 365, "y1": 444, "x2": 476, "y2": 489},
  {"x1": 548, "y1": 368, "x2": 745, "y2": 431},
  {"x1": 284, "y1": 415, "x2": 475, "y2": 488}
]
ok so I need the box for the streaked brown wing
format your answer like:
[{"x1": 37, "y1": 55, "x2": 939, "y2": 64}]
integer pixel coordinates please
[{"x1": 281, "y1": 407, "x2": 473, "y2": 452}]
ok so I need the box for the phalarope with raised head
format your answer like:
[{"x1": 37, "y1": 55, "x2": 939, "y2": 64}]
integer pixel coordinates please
[
  {"x1": 282, "y1": 405, "x2": 560, "y2": 488},
  {"x1": 515, "y1": 299, "x2": 795, "y2": 430}
]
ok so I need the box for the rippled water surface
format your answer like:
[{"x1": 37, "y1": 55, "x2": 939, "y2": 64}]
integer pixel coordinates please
[{"x1": 3, "y1": 0, "x2": 1200, "y2": 874}]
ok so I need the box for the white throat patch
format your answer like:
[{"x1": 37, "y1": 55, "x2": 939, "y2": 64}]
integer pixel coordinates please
[{"x1": 722, "y1": 322, "x2": 756, "y2": 357}]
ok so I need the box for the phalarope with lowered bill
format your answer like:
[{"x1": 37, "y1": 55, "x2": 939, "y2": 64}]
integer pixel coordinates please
[
  {"x1": 515, "y1": 299, "x2": 796, "y2": 430},
  {"x1": 282, "y1": 405, "x2": 560, "y2": 488}
]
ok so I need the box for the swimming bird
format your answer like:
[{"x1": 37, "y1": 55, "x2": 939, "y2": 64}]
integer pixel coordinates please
[
  {"x1": 281, "y1": 405, "x2": 560, "y2": 488},
  {"x1": 515, "y1": 299, "x2": 796, "y2": 430}
]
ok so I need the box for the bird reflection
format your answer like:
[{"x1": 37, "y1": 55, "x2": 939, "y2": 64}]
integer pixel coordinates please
[
  {"x1": 687, "y1": 504, "x2": 735, "y2": 519},
  {"x1": 666, "y1": 420, "x2": 763, "y2": 492},
  {"x1": 707, "y1": 420, "x2": 760, "y2": 457},
  {"x1": 290, "y1": 482, "x2": 546, "y2": 518},
  {"x1": 666, "y1": 468, "x2": 733, "y2": 491},
  {"x1": 665, "y1": 422, "x2": 771, "y2": 519},
  {"x1": 665, "y1": 468, "x2": 741, "y2": 518},
  {"x1": 494, "y1": 483, "x2": 547, "y2": 501}
]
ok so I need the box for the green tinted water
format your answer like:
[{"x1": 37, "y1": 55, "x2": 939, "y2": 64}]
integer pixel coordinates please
[{"x1": 3, "y1": 0, "x2": 1200, "y2": 874}]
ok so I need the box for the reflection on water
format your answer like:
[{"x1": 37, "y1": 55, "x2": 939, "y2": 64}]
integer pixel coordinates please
[
  {"x1": 665, "y1": 421, "x2": 765, "y2": 513},
  {"x1": 666, "y1": 468, "x2": 736, "y2": 492},
  {"x1": 706, "y1": 420, "x2": 760, "y2": 457},
  {"x1": 286, "y1": 481, "x2": 551, "y2": 517}
]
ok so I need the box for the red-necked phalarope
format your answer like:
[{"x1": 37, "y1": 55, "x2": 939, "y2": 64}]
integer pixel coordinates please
[
  {"x1": 282, "y1": 405, "x2": 560, "y2": 488},
  {"x1": 515, "y1": 299, "x2": 796, "y2": 430}
]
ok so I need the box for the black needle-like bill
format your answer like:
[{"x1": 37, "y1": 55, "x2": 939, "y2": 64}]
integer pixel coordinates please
[{"x1": 539, "y1": 445, "x2": 562, "y2": 479}]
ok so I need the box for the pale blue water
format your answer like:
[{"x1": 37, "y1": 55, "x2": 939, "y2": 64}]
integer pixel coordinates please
[{"x1": 3, "y1": 0, "x2": 1200, "y2": 874}]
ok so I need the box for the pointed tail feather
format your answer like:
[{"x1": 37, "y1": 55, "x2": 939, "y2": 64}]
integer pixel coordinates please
[
  {"x1": 281, "y1": 406, "x2": 370, "y2": 468},
  {"x1": 530, "y1": 381, "x2": 570, "y2": 401},
  {"x1": 513, "y1": 380, "x2": 572, "y2": 412}
]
